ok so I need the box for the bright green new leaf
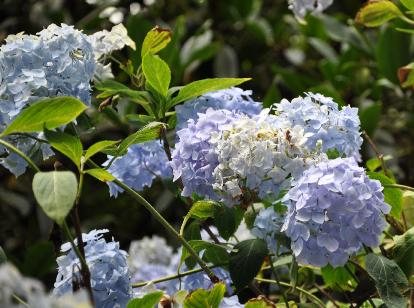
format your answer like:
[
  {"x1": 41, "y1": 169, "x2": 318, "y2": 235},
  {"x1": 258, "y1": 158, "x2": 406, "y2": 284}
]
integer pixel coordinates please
[
  {"x1": 367, "y1": 172, "x2": 402, "y2": 218},
  {"x1": 170, "y1": 78, "x2": 251, "y2": 107},
  {"x1": 117, "y1": 122, "x2": 165, "y2": 156},
  {"x1": 2, "y1": 97, "x2": 87, "y2": 136},
  {"x1": 365, "y1": 253, "x2": 409, "y2": 308},
  {"x1": 127, "y1": 291, "x2": 164, "y2": 308},
  {"x1": 180, "y1": 200, "x2": 219, "y2": 236},
  {"x1": 44, "y1": 129, "x2": 83, "y2": 169},
  {"x1": 321, "y1": 264, "x2": 355, "y2": 290},
  {"x1": 85, "y1": 140, "x2": 120, "y2": 161},
  {"x1": 142, "y1": 53, "x2": 171, "y2": 97},
  {"x1": 400, "y1": 0, "x2": 414, "y2": 10},
  {"x1": 32, "y1": 171, "x2": 78, "y2": 225},
  {"x1": 245, "y1": 297, "x2": 277, "y2": 308},
  {"x1": 84, "y1": 168, "x2": 115, "y2": 182},
  {"x1": 229, "y1": 239, "x2": 268, "y2": 289},
  {"x1": 393, "y1": 227, "x2": 414, "y2": 277},
  {"x1": 183, "y1": 288, "x2": 209, "y2": 308},
  {"x1": 141, "y1": 26, "x2": 172, "y2": 57},
  {"x1": 355, "y1": 0, "x2": 403, "y2": 27},
  {"x1": 207, "y1": 283, "x2": 226, "y2": 308}
]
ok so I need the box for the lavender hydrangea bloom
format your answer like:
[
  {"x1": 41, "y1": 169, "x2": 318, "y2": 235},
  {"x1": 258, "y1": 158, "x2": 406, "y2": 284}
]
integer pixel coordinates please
[
  {"x1": 282, "y1": 158, "x2": 390, "y2": 268},
  {"x1": 103, "y1": 140, "x2": 172, "y2": 197},
  {"x1": 171, "y1": 108, "x2": 240, "y2": 199},
  {"x1": 252, "y1": 207, "x2": 286, "y2": 255},
  {"x1": 175, "y1": 88, "x2": 262, "y2": 131},
  {"x1": 288, "y1": 0, "x2": 333, "y2": 19},
  {"x1": 54, "y1": 229, "x2": 132, "y2": 307},
  {"x1": 275, "y1": 93, "x2": 362, "y2": 159}
]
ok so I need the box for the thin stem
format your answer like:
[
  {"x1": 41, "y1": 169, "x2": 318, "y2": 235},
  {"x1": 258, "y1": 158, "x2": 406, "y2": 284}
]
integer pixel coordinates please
[
  {"x1": 0, "y1": 139, "x2": 40, "y2": 172},
  {"x1": 400, "y1": 15, "x2": 414, "y2": 26},
  {"x1": 269, "y1": 257, "x2": 290, "y2": 308},
  {"x1": 362, "y1": 131, "x2": 390, "y2": 177},
  {"x1": 384, "y1": 183, "x2": 414, "y2": 192},
  {"x1": 12, "y1": 294, "x2": 29, "y2": 307},
  {"x1": 255, "y1": 277, "x2": 325, "y2": 308},
  {"x1": 62, "y1": 221, "x2": 87, "y2": 266},
  {"x1": 87, "y1": 160, "x2": 219, "y2": 283}
]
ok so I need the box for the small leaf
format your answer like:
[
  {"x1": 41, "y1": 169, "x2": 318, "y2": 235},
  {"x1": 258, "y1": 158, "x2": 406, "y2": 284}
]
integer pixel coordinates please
[
  {"x1": 393, "y1": 227, "x2": 414, "y2": 277},
  {"x1": 366, "y1": 158, "x2": 382, "y2": 172},
  {"x1": 84, "y1": 169, "x2": 115, "y2": 182},
  {"x1": 44, "y1": 129, "x2": 83, "y2": 169},
  {"x1": 207, "y1": 283, "x2": 226, "y2": 308},
  {"x1": 400, "y1": 0, "x2": 414, "y2": 10},
  {"x1": 95, "y1": 80, "x2": 148, "y2": 101},
  {"x1": 85, "y1": 140, "x2": 119, "y2": 161},
  {"x1": 180, "y1": 240, "x2": 229, "y2": 268},
  {"x1": 183, "y1": 288, "x2": 209, "y2": 308},
  {"x1": 142, "y1": 53, "x2": 171, "y2": 97},
  {"x1": 141, "y1": 26, "x2": 172, "y2": 57},
  {"x1": 2, "y1": 97, "x2": 87, "y2": 136},
  {"x1": 321, "y1": 264, "x2": 355, "y2": 290},
  {"x1": 171, "y1": 78, "x2": 251, "y2": 106},
  {"x1": 229, "y1": 239, "x2": 268, "y2": 289},
  {"x1": 127, "y1": 291, "x2": 164, "y2": 308},
  {"x1": 355, "y1": 0, "x2": 403, "y2": 27},
  {"x1": 180, "y1": 201, "x2": 219, "y2": 236},
  {"x1": 365, "y1": 253, "x2": 409, "y2": 308},
  {"x1": 367, "y1": 172, "x2": 403, "y2": 218},
  {"x1": 245, "y1": 297, "x2": 276, "y2": 308},
  {"x1": 117, "y1": 122, "x2": 165, "y2": 156},
  {"x1": 32, "y1": 171, "x2": 78, "y2": 225}
]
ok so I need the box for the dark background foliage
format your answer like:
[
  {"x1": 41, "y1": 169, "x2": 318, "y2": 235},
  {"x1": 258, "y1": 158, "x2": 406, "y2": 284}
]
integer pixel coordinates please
[{"x1": 1, "y1": 0, "x2": 413, "y2": 288}]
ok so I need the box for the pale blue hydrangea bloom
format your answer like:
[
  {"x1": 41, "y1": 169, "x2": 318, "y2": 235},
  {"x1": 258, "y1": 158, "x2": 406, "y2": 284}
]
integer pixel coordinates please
[
  {"x1": 288, "y1": 0, "x2": 333, "y2": 19},
  {"x1": 281, "y1": 158, "x2": 390, "y2": 268},
  {"x1": 171, "y1": 108, "x2": 240, "y2": 199},
  {"x1": 220, "y1": 295, "x2": 244, "y2": 308},
  {"x1": 54, "y1": 229, "x2": 132, "y2": 308},
  {"x1": 275, "y1": 93, "x2": 362, "y2": 159},
  {"x1": 175, "y1": 87, "x2": 262, "y2": 131},
  {"x1": 252, "y1": 207, "x2": 286, "y2": 255},
  {"x1": 182, "y1": 266, "x2": 232, "y2": 293},
  {"x1": 103, "y1": 140, "x2": 172, "y2": 197}
]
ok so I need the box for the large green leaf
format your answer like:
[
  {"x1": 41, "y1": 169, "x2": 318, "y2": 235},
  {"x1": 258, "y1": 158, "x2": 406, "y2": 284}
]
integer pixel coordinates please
[
  {"x1": 141, "y1": 26, "x2": 172, "y2": 57},
  {"x1": 32, "y1": 171, "x2": 78, "y2": 225},
  {"x1": 365, "y1": 253, "x2": 409, "y2": 308},
  {"x1": 367, "y1": 172, "x2": 402, "y2": 218},
  {"x1": 142, "y1": 53, "x2": 171, "y2": 97},
  {"x1": 393, "y1": 227, "x2": 414, "y2": 277},
  {"x1": 355, "y1": 0, "x2": 403, "y2": 27},
  {"x1": 117, "y1": 122, "x2": 165, "y2": 156},
  {"x1": 1, "y1": 97, "x2": 87, "y2": 136},
  {"x1": 170, "y1": 78, "x2": 251, "y2": 106},
  {"x1": 229, "y1": 239, "x2": 268, "y2": 289},
  {"x1": 127, "y1": 291, "x2": 164, "y2": 308},
  {"x1": 44, "y1": 129, "x2": 83, "y2": 169},
  {"x1": 84, "y1": 140, "x2": 119, "y2": 161},
  {"x1": 214, "y1": 206, "x2": 244, "y2": 240}
]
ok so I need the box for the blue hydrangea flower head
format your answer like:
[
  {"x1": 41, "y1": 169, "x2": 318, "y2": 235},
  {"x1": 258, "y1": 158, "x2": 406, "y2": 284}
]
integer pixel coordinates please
[
  {"x1": 171, "y1": 108, "x2": 240, "y2": 199},
  {"x1": 54, "y1": 229, "x2": 132, "y2": 307},
  {"x1": 175, "y1": 87, "x2": 262, "y2": 131},
  {"x1": 252, "y1": 207, "x2": 286, "y2": 255},
  {"x1": 103, "y1": 140, "x2": 172, "y2": 197},
  {"x1": 275, "y1": 92, "x2": 362, "y2": 159},
  {"x1": 281, "y1": 158, "x2": 390, "y2": 267}
]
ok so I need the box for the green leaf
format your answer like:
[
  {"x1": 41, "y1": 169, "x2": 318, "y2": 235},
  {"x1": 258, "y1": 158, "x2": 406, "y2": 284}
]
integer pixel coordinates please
[
  {"x1": 393, "y1": 227, "x2": 414, "y2": 277},
  {"x1": 183, "y1": 221, "x2": 201, "y2": 269},
  {"x1": 127, "y1": 291, "x2": 164, "y2": 308},
  {"x1": 229, "y1": 239, "x2": 268, "y2": 289},
  {"x1": 183, "y1": 288, "x2": 209, "y2": 308},
  {"x1": 366, "y1": 158, "x2": 382, "y2": 172},
  {"x1": 32, "y1": 171, "x2": 78, "y2": 225},
  {"x1": 141, "y1": 26, "x2": 172, "y2": 57},
  {"x1": 355, "y1": 0, "x2": 403, "y2": 27},
  {"x1": 117, "y1": 122, "x2": 165, "y2": 156},
  {"x1": 180, "y1": 201, "x2": 219, "y2": 236},
  {"x1": 0, "y1": 247, "x2": 6, "y2": 264},
  {"x1": 321, "y1": 264, "x2": 355, "y2": 290},
  {"x1": 85, "y1": 140, "x2": 119, "y2": 161},
  {"x1": 180, "y1": 240, "x2": 229, "y2": 268},
  {"x1": 44, "y1": 129, "x2": 83, "y2": 169},
  {"x1": 360, "y1": 103, "x2": 382, "y2": 137},
  {"x1": 170, "y1": 78, "x2": 251, "y2": 106},
  {"x1": 400, "y1": 0, "x2": 414, "y2": 10},
  {"x1": 245, "y1": 297, "x2": 277, "y2": 308},
  {"x1": 95, "y1": 80, "x2": 148, "y2": 101},
  {"x1": 365, "y1": 253, "x2": 409, "y2": 308},
  {"x1": 367, "y1": 172, "x2": 403, "y2": 218},
  {"x1": 2, "y1": 97, "x2": 87, "y2": 136},
  {"x1": 214, "y1": 206, "x2": 244, "y2": 240},
  {"x1": 84, "y1": 168, "x2": 115, "y2": 182},
  {"x1": 207, "y1": 283, "x2": 226, "y2": 308},
  {"x1": 142, "y1": 53, "x2": 171, "y2": 97}
]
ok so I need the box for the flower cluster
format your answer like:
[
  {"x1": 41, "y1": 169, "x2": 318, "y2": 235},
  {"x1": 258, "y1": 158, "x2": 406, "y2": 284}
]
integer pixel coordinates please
[
  {"x1": 104, "y1": 140, "x2": 172, "y2": 197},
  {"x1": 275, "y1": 93, "x2": 362, "y2": 159},
  {"x1": 175, "y1": 87, "x2": 262, "y2": 131},
  {"x1": 281, "y1": 158, "x2": 390, "y2": 267},
  {"x1": 171, "y1": 108, "x2": 241, "y2": 199},
  {"x1": 288, "y1": 0, "x2": 334, "y2": 20},
  {"x1": 212, "y1": 110, "x2": 324, "y2": 204},
  {"x1": 54, "y1": 229, "x2": 132, "y2": 307}
]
